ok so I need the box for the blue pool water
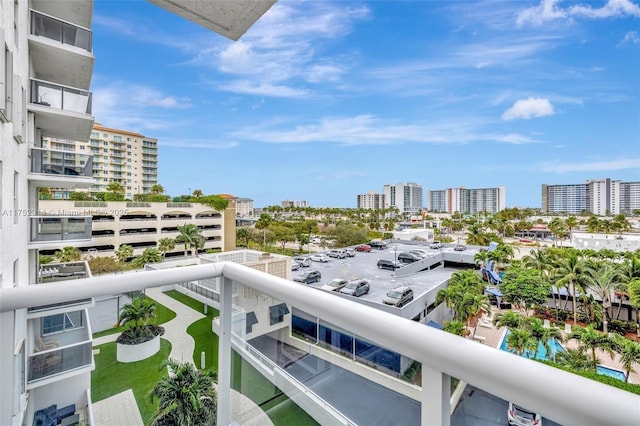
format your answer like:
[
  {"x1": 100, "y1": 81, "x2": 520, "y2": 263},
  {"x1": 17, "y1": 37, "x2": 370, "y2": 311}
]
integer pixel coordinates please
[
  {"x1": 596, "y1": 365, "x2": 627, "y2": 381},
  {"x1": 499, "y1": 330, "x2": 565, "y2": 361}
]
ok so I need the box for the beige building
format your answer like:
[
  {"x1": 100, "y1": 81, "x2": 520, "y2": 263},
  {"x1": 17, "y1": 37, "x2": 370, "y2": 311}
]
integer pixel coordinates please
[
  {"x1": 37, "y1": 199, "x2": 236, "y2": 258},
  {"x1": 41, "y1": 123, "x2": 158, "y2": 199}
]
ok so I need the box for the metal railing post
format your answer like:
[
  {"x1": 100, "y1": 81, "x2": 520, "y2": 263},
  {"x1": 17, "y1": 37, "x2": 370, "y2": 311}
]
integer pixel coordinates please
[{"x1": 217, "y1": 276, "x2": 233, "y2": 426}]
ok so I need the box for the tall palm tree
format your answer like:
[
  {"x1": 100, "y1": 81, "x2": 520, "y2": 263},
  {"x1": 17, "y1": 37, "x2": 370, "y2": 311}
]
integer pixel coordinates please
[
  {"x1": 526, "y1": 317, "x2": 563, "y2": 360},
  {"x1": 150, "y1": 184, "x2": 164, "y2": 194},
  {"x1": 158, "y1": 238, "x2": 176, "y2": 260},
  {"x1": 492, "y1": 311, "x2": 526, "y2": 329},
  {"x1": 192, "y1": 189, "x2": 203, "y2": 198},
  {"x1": 149, "y1": 358, "x2": 217, "y2": 426},
  {"x1": 610, "y1": 334, "x2": 640, "y2": 383},
  {"x1": 118, "y1": 297, "x2": 156, "y2": 339},
  {"x1": 568, "y1": 324, "x2": 614, "y2": 371},
  {"x1": 115, "y1": 244, "x2": 134, "y2": 263},
  {"x1": 133, "y1": 248, "x2": 163, "y2": 268},
  {"x1": 555, "y1": 347, "x2": 591, "y2": 371},
  {"x1": 553, "y1": 253, "x2": 583, "y2": 325},
  {"x1": 506, "y1": 328, "x2": 537, "y2": 357},
  {"x1": 176, "y1": 223, "x2": 205, "y2": 257},
  {"x1": 581, "y1": 262, "x2": 621, "y2": 333}
]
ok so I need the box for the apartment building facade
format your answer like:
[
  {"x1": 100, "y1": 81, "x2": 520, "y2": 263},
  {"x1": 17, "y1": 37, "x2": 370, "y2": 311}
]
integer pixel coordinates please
[
  {"x1": 542, "y1": 178, "x2": 639, "y2": 215},
  {"x1": 281, "y1": 199, "x2": 308, "y2": 208},
  {"x1": 383, "y1": 182, "x2": 423, "y2": 216},
  {"x1": 1, "y1": 1, "x2": 97, "y2": 424},
  {"x1": 356, "y1": 190, "x2": 385, "y2": 210},
  {"x1": 428, "y1": 186, "x2": 506, "y2": 214},
  {"x1": 41, "y1": 124, "x2": 158, "y2": 200},
  {"x1": 235, "y1": 197, "x2": 254, "y2": 217}
]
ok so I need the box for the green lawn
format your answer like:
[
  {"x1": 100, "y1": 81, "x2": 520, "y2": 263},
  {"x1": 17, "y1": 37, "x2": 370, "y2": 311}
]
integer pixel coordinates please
[
  {"x1": 164, "y1": 290, "x2": 319, "y2": 426},
  {"x1": 92, "y1": 296, "x2": 176, "y2": 338},
  {"x1": 91, "y1": 339, "x2": 172, "y2": 424}
]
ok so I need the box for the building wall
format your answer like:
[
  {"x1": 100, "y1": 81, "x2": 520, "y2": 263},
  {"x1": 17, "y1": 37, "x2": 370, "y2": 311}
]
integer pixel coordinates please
[
  {"x1": 621, "y1": 181, "x2": 640, "y2": 214},
  {"x1": 38, "y1": 199, "x2": 233, "y2": 257},
  {"x1": 357, "y1": 190, "x2": 385, "y2": 210},
  {"x1": 429, "y1": 186, "x2": 505, "y2": 214},
  {"x1": 542, "y1": 178, "x2": 639, "y2": 215},
  {"x1": 235, "y1": 197, "x2": 254, "y2": 216},
  {"x1": 383, "y1": 183, "x2": 423, "y2": 215}
]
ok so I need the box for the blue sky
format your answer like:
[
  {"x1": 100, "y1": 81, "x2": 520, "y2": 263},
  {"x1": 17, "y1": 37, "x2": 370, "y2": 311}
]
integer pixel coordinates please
[{"x1": 91, "y1": 0, "x2": 640, "y2": 209}]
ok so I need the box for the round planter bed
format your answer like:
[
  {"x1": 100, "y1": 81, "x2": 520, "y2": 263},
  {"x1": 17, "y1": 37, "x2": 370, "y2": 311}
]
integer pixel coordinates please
[{"x1": 117, "y1": 334, "x2": 160, "y2": 362}]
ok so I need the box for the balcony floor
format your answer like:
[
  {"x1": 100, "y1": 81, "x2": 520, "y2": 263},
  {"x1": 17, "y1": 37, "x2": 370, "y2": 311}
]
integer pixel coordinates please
[{"x1": 249, "y1": 334, "x2": 420, "y2": 425}]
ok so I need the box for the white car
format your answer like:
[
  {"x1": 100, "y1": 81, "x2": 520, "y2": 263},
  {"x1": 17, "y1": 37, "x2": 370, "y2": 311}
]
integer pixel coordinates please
[
  {"x1": 320, "y1": 278, "x2": 348, "y2": 292},
  {"x1": 291, "y1": 261, "x2": 301, "y2": 271},
  {"x1": 507, "y1": 402, "x2": 542, "y2": 426},
  {"x1": 310, "y1": 254, "x2": 330, "y2": 263},
  {"x1": 293, "y1": 256, "x2": 312, "y2": 267}
]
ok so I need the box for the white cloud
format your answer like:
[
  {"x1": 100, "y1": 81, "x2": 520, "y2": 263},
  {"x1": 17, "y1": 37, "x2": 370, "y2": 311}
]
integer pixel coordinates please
[
  {"x1": 218, "y1": 81, "x2": 309, "y2": 98},
  {"x1": 517, "y1": 0, "x2": 640, "y2": 27},
  {"x1": 501, "y1": 98, "x2": 555, "y2": 121},
  {"x1": 539, "y1": 158, "x2": 640, "y2": 173},
  {"x1": 618, "y1": 30, "x2": 640, "y2": 46}
]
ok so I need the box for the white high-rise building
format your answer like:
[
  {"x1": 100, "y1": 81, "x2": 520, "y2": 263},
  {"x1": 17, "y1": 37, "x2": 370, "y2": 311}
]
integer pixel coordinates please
[
  {"x1": 357, "y1": 190, "x2": 385, "y2": 210},
  {"x1": 541, "y1": 178, "x2": 636, "y2": 215},
  {"x1": 383, "y1": 182, "x2": 423, "y2": 216},
  {"x1": 428, "y1": 186, "x2": 506, "y2": 214},
  {"x1": 586, "y1": 178, "x2": 620, "y2": 216}
]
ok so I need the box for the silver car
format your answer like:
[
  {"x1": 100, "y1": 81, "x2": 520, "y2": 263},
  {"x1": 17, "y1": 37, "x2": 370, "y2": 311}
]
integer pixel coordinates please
[
  {"x1": 293, "y1": 256, "x2": 312, "y2": 267},
  {"x1": 339, "y1": 279, "x2": 370, "y2": 297}
]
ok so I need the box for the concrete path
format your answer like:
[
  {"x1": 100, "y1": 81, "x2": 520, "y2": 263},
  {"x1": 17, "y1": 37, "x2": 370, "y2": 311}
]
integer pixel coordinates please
[{"x1": 92, "y1": 287, "x2": 274, "y2": 426}]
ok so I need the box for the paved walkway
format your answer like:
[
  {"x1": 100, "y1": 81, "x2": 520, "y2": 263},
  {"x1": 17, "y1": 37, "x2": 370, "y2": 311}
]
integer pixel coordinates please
[{"x1": 92, "y1": 288, "x2": 274, "y2": 426}]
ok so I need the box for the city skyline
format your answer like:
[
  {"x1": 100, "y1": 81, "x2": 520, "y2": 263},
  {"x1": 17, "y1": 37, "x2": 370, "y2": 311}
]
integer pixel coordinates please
[{"x1": 92, "y1": 0, "x2": 640, "y2": 208}]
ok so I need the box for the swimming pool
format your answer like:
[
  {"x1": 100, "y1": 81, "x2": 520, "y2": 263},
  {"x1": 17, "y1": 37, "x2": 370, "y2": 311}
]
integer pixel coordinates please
[
  {"x1": 596, "y1": 365, "x2": 627, "y2": 381},
  {"x1": 499, "y1": 330, "x2": 565, "y2": 361}
]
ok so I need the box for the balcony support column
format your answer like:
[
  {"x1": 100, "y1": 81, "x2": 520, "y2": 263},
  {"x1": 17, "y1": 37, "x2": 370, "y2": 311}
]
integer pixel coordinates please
[
  {"x1": 217, "y1": 277, "x2": 233, "y2": 426},
  {"x1": 421, "y1": 365, "x2": 450, "y2": 426}
]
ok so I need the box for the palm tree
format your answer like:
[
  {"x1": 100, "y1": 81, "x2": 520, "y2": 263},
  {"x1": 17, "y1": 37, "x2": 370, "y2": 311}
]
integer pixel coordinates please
[
  {"x1": 118, "y1": 297, "x2": 157, "y2": 340},
  {"x1": 553, "y1": 253, "x2": 583, "y2": 325},
  {"x1": 492, "y1": 311, "x2": 526, "y2": 329},
  {"x1": 176, "y1": 223, "x2": 205, "y2": 257},
  {"x1": 115, "y1": 244, "x2": 134, "y2": 263},
  {"x1": 133, "y1": 248, "x2": 163, "y2": 268},
  {"x1": 610, "y1": 334, "x2": 640, "y2": 383},
  {"x1": 149, "y1": 358, "x2": 217, "y2": 426},
  {"x1": 54, "y1": 246, "x2": 82, "y2": 262},
  {"x1": 568, "y1": 324, "x2": 614, "y2": 371},
  {"x1": 555, "y1": 347, "x2": 591, "y2": 371},
  {"x1": 581, "y1": 262, "x2": 621, "y2": 333},
  {"x1": 526, "y1": 317, "x2": 563, "y2": 360},
  {"x1": 192, "y1": 189, "x2": 203, "y2": 198},
  {"x1": 150, "y1": 184, "x2": 165, "y2": 194},
  {"x1": 443, "y1": 320, "x2": 467, "y2": 337},
  {"x1": 505, "y1": 328, "x2": 537, "y2": 357},
  {"x1": 158, "y1": 238, "x2": 176, "y2": 260}
]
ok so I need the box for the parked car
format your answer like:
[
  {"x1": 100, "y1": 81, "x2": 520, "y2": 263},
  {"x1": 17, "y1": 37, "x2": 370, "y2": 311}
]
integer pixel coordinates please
[
  {"x1": 310, "y1": 254, "x2": 330, "y2": 263},
  {"x1": 345, "y1": 248, "x2": 356, "y2": 257},
  {"x1": 291, "y1": 261, "x2": 301, "y2": 271},
  {"x1": 397, "y1": 252, "x2": 422, "y2": 264},
  {"x1": 408, "y1": 249, "x2": 431, "y2": 258},
  {"x1": 377, "y1": 259, "x2": 402, "y2": 270},
  {"x1": 339, "y1": 279, "x2": 370, "y2": 297},
  {"x1": 310, "y1": 237, "x2": 321, "y2": 244},
  {"x1": 321, "y1": 278, "x2": 348, "y2": 292},
  {"x1": 368, "y1": 240, "x2": 388, "y2": 249},
  {"x1": 355, "y1": 244, "x2": 372, "y2": 252},
  {"x1": 293, "y1": 256, "x2": 312, "y2": 267},
  {"x1": 507, "y1": 402, "x2": 542, "y2": 426},
  {"x1": 294, "y1": 269, "x2": 322, "y2": 284},
  {"x1": 383, "y1": 286, "x2": 414, "y2": 307},
  {"x1": 328, "y1": 249, "x2": 347, "y2": 259},
  {"x1": 429, "y1": 241, "x2": 443, "y2": 249},
  {"x1": 454, "y1": 244, "x2": 467, "y2": 251}
]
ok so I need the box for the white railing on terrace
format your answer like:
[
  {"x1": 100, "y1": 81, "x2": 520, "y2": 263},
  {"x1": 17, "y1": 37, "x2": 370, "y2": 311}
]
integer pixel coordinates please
[{"x1": 0, "y1": 262, "x2": 637, "y2": 426}]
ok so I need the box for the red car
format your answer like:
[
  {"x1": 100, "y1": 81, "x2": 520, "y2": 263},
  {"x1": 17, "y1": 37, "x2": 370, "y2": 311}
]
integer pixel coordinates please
[{"x1": 354, "y1": 244, "x2": 372, "y2": 252}]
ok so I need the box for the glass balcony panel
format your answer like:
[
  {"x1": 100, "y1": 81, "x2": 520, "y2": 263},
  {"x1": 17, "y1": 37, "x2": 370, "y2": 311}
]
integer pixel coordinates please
[
  {"x1": 30, "y1": 216, "x2": 92, "y2": 242},
  {"x1": 31, "y1": 10, "x2": 92, "y2": 52},
  {"x1": 31, "y1": 147, "x2": 93, "y2": 177},
  {"x1": 28, "y1": 341, "x2": 92, "y2": 382},
  {"x1": 30, "y1": 79, "x2": 92, "y2": 114}
]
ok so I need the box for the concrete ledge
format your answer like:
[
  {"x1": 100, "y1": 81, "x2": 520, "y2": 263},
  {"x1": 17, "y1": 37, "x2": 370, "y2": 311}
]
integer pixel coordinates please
[{"x1": 117, "y1": 335, "x2": 160, "y2": 363}]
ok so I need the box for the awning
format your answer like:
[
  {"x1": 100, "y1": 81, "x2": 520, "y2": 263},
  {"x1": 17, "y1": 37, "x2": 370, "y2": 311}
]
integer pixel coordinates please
[{"x1": 427, "y1": 320, "x2": 443, "y2": 330}]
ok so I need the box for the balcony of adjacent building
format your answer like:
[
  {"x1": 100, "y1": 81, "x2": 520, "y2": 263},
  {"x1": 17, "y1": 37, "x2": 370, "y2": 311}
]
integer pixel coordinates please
[
  {"x1": 28, "y1": 9, "x2": 94, "y2": 90},
  {"x1": 29, "y1": 79, "x2": 94, "y2": 142},
  {"x1": 38, "y1": 260, "x2": 91, "y2": 284},
  {"x1": 29, "y1": 216, "x2": 92, "y2": 250},
  {"x1": 26, "y1": 309, "x2": 94, "y2": 387},
  {"x1": 28, "y1": 147, "x2": 93, "y2": 188},
  {"x1": 30, "y1": 388, "x2": 94, "y2": 426}
]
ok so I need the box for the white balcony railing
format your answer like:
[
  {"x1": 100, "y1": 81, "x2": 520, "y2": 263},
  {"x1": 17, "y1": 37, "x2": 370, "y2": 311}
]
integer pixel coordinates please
[
  {"x1": 0, "y1": 263, "x2": 637, "y2": 426},
  {"x1": 30, "y1": 147, "x2": 93, "y2": 178},
  {"x1": 30, "y1": 79, "x2": 92, "y2": 114},
  {"x1": 30, "y1": 10, "x2": 92, "y2": 52},
  {"x1": 30, "y1": 216, "x2": 92, "y2": 243}
]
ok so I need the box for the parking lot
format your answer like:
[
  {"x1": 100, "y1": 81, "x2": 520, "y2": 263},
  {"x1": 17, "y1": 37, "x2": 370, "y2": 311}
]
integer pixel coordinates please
[{"x1": 291, "y1": 241, "x2": 480, "y2": 307}]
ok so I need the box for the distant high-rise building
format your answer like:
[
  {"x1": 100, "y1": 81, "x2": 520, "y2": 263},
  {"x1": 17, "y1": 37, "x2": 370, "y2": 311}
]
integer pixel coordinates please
[
  {"x1": 42, "y1": 123, "x2": 158, "y2": 199},
  {"x1": 235, "y1": 197, "x2": 255, "y2": 216},
  {"x1": 281, "y1": 199, "x2": 309, "y2": 208},
  {"x1": 541, "y1": 178, "x2": 637, "y2": 215},
  {"x1": 383, "y1": 183, "x2": 423, "y2": 215},
  {"x1": 428, "y1": 186, "x2": 505, "y2": 214},
  {"x1": 357, "y1": 190, "x2": 385, "y2": 210}
]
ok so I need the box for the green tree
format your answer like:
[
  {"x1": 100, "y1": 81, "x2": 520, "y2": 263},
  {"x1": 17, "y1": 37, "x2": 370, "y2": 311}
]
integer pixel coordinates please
[
  {"x1": 87, "y1": 256, "x2": 120, "y2": 275},
  {"x1": 192, "y1": 189, "x2": 203, "y2": 198},
  {"x1": 505, "y1": 328, "x2": 537, "y2": 357},
  {"x1": 271, "y1": 224, "x2": 296, "y2": 251},
  {"x1": 132, "y1": 248, "x2": 162, "y2": 268},
  {"x1": 581, "y1": 262, "x2": 621, "y2": 333},
  {"x1": 176, "y1": 223, "x2": 205, "y2": 257},
  {"x1": 499, "y1": 267, "x2": 551, "y2": 317},
  {"x1": 553, "y1": 253, "x2": 584, "y2": 324},
  {"x1": 568, "y1": 324, "x2": 614, "y2": 371},
  {"x1": 526, "y1": 317, "x2": 563, "y2": 359},
  {"x1": 236, "y1": 227, "x2": 252, "y2": 248},
  {"x1": 443, "y1": 320, "x2": 467, "y2": 337},
  {"x1": 115, "y1": 244, "x2": 134, "y2": 263},
  {"x1": 118, "y1": 297, "x2": 157, "y2": 341},
  {"x1": 255, "y1": 214, "x2": 272, "y2": 248},
  {"x1": 150, "y1": 184, "x2": 164, "y2": 195},
  {"x1": 69, "y1": 191, "x2": 91, "y2": 201},
  {"x1": 105, "y1": 181, "x2": 125, "y2": 201},
  {"x1": 610, "y1": 334, "x2": 640, "y2": 383},
  {"x1": 158, "y1": 238, "x2": 176, "y2": 260},
  {"x1": 54, "y1": 246, "x2": 81, "y2": 262},
  {"x1": 555, "y1": 347, "x2": 591, "y2": 371},
  {"x1": 629, "y1": 278, "x2": 640, "y2": 337},
  {"x1": 492, "y1": 310, "x2": 526, "y2": 329},
  {"x1": 191, "y1": 195, "x2": 229, "y2": 211},
  {"x1": 149, "y1": 358, "x2": 217, "y2": 426}
]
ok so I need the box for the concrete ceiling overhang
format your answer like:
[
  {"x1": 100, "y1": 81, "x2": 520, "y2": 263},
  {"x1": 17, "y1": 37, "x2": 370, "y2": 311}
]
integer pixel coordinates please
[{"x1": 147, "y1": 0, "x2": 277, "y2": 41}]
